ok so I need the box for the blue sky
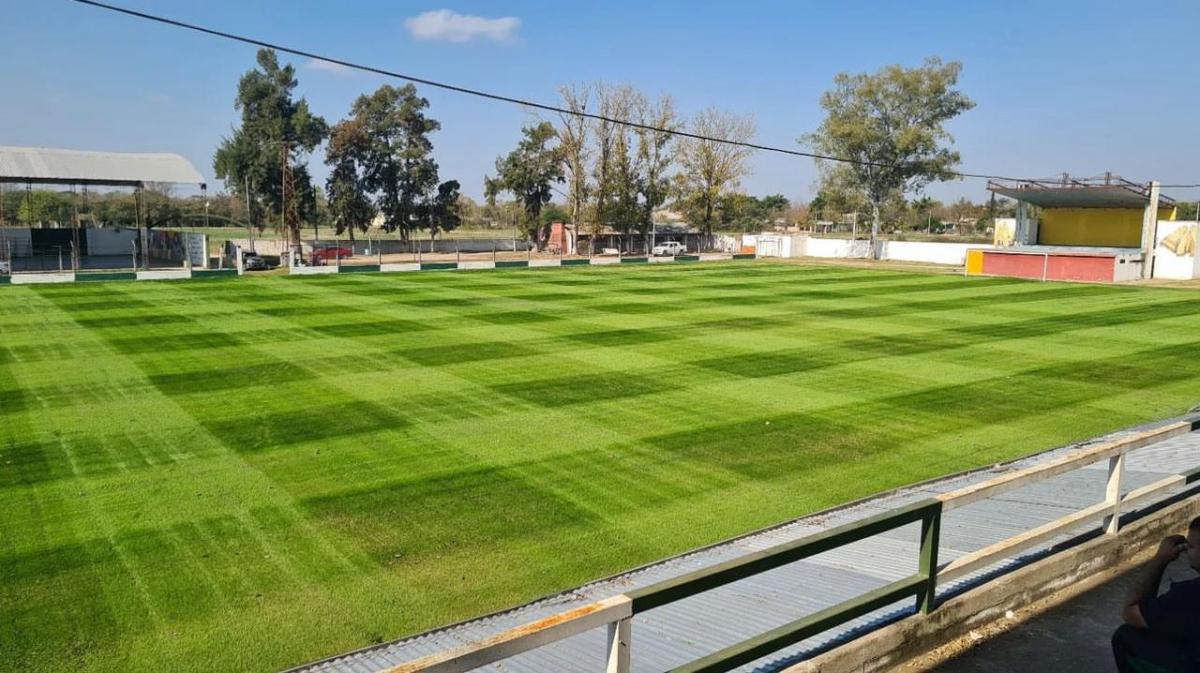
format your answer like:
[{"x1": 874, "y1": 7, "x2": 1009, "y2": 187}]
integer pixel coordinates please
[{"x1": 3, "y1": 1, "x2": 1199, "y2": 205}]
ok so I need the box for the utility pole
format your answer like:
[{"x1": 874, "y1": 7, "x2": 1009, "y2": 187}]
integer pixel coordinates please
[
  {"x1": 245, "y1": 175, "x2": 255, "y2": 252},
  {"x1": 281, "y1": 143, "x2": 289, "y2": 264},
  {"x1": 281, "y1": 141, "x2": 300, "y2": 265}
]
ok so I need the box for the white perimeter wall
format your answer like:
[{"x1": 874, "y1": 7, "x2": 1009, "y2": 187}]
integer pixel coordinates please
[
  {"x1": 806, "y1": 237, "x2": 873, "y2": 259},
  {"x1": 879, "y1": 240, "x2": 992, "y2": 266},
  {"x1": 753, "y1": 233, "x2": 989, "y2": 265}
]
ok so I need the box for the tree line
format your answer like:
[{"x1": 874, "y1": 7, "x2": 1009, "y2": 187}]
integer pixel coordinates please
[
  {"x1": 485, "y1": 84, "x2": 760, "y2": 245},
  {"x1": 10, "y1": 52, "x2": 1088, "y2": 254},
  {"x1": 213, "y1": 50, "x2": 463, "y2": 252},
  {"x1": 209, "y1": 50, "x2": 770, "y2": 250}
]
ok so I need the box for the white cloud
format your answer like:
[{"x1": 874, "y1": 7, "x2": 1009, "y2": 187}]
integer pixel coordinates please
[
  {"x1": 404, "y1": 9, "x2": 520, "y2": 43},
  {"x1": 305, "y1": 59, "x2": 354, "y2": 76}
]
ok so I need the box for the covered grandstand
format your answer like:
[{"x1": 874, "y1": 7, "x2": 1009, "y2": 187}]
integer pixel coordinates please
[
  {"x1": 975, "y1": 174, "x2": 1178, "y2": 281},
  {"x1": 0, "y1": 146, "x2": 208, "y2": 272}
]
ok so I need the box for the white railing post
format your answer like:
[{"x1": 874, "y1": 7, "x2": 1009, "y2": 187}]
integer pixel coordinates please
[
  {"x1": 606, "y1": 618, "x2": 631, "y2": 673},
  {"x1": 1104, "y1": 452, "x2": 1126, "y2": 534}
]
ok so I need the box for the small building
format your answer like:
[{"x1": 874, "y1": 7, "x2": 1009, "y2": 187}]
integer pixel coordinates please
[
  {"x1": 546, "y1": 222, "x2": 575, "y2": 254},
  {"x1": 971, "y1": 174, "x2": 1179, "y2": 282}
]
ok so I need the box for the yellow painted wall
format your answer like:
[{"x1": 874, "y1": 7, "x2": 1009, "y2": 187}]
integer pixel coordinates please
[
  {"x1": 1038, "y1": 207, "x2": 1173, "y2": 247},
  {"x1": 965, "y1": 249, "x2": 984, "y2": 275}
]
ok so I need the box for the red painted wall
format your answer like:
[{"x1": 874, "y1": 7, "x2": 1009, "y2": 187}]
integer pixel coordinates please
[
  {"x1": 1046, "y1": 255, "x2": 1115, "y2": 282},
  {"x1": 981, "y1": 251, "x2": 1115, "y2": 282}
]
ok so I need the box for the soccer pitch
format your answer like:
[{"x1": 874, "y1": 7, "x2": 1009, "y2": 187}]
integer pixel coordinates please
[{"x1": 4, "y1": 262, "x2": 1200, "y2": 673}]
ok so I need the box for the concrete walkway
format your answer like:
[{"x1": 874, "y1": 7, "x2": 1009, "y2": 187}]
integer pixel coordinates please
[
  {"x1": 930, "y1": 559, "x2": 1196, "y2": 673},
  {"x1": 289, "y1": 419, "x2": 1200, "y2": 673}
]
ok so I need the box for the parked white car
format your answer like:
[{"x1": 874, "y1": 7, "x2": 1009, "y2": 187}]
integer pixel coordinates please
[
  {"x1": 651, "y1": 241, "x2": 687, "y2": 256},
  {"x1": 0, "y1": 260, "x2": 10, "y2": 275}
]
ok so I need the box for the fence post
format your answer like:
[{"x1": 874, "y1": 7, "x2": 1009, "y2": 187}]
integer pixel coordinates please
[
  {"x1": 605, "y1": 618, "x2": 631, "y2": 673},
  {"x1": 1104, "y1": 452, "x2": 1126, "y2": 534},
  {"x1": 918, "y1": 502, "x2": 942, "y2": 614}
]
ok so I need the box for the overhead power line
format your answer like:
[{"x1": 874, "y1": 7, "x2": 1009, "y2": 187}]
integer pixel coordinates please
[
  {"x1": 71, "y1": 0, "x2": 1199, "y2": 190},
  {"x1": 71, "y1": 0, "x2": 1039, "y2": 183}
]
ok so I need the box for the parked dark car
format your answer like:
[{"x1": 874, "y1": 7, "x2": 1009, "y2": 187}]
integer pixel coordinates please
[{"x1": 242, "y1": 252, "x2": 268, "y2": 271}]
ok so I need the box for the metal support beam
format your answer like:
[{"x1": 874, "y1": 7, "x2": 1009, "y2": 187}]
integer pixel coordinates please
[
  {"x1": 1141, "y1": 180, "x2": 1161, "y2": 279},
  {"x1": 1104, "y1": 453, "x2": 1126, "y2": 534},
  {"x1": 918, "y1": 505, "x2": 942, "y2": 613},
  {"x1": 605, "y1": 618, "x2": 631, "y2": 673}
]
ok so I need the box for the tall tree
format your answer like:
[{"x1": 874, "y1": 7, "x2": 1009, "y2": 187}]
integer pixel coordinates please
[
  {"x1": 591, "y1": 84, "x2": 636, "y2": 232},
  {"x1": 557, "y1": 83, "x2": 592, "y2": 229},
  {"x1": 803, "y1": 57, "x2": 974, "y2": 257},
  {"x1": 610, "y1": 121, "x2": 640, "y2": 235},
  {"x1": 213, "y1": 49, "x2": 327, "y2": 254},
  {"x1": 427, "y1": 179, "x2": 462, "y2": 239},
  {"x1": 324, "y1": 155, "x2": 375, "y2": 241},
  {"x1": 324, "y1": 114, "x2": 375, "y2": 241},
  {"x1": 634, "y1": 94, "x2": 678, "y2": 235},
  {"x1": 486, "y1": 122, "x2": 565, "y2": 245},
  {"x1": 676, "y1": 108, "x2": 756, "y2": 235},
  {"x1": 325, "y1": 84, "x2": 443, "y2": 242}
]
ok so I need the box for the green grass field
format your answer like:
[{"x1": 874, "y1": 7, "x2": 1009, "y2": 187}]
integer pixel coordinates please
[{"x1": 4, "y1": 262, "x2": 1200, "y2": 673}]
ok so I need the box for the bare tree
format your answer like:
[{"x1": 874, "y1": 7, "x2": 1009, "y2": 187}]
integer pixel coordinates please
[
  {"x1": 634, "y1": 93, "x2": 678, "y2": 235},
  {"x1": 592, "y1": 83, "x2": 637, "y2": 233},
  {"x1": 557, "y1": 83, "x2": 591, "y2": 231},
  {"x1": 676, "y1": 108, "x2": 756, "y2": 235}
]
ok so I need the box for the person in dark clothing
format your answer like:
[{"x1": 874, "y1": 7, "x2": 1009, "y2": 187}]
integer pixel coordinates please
[{"x1": 1113, "y1": 516, "x2": 1200, "y2": 673}]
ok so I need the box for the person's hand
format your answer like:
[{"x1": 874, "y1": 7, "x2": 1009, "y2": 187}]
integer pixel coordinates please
[{"x1": 1154, "y1": 535, "x2": 1187, "y2": 563}]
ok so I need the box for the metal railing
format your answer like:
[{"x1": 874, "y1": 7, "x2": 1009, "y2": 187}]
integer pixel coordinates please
[{"x1": 384, "y1": 418, "x2": 1200, "y2": 673}]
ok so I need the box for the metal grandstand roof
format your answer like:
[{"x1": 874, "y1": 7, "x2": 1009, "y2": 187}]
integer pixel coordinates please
[
  {"x1": 0, "y1": 146, "x2": 206, "y2": 188},
  {"x1": 987, "y1": 174, "x2": 1175, "y2": 209}
]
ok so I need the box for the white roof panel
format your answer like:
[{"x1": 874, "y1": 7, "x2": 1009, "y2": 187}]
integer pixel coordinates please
[{"x1": 0, "y1": 146, "x2": 205, "y2": 187}]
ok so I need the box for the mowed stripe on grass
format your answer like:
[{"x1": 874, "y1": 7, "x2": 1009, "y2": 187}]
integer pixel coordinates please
[{"x1": 2, "y1": 262, "x2": 1200, "y2": 673}]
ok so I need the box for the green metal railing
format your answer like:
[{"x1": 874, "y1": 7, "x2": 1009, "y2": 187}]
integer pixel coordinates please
[{"x1": 626, "y1": 499, "x2": 942, "y2": 673}]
